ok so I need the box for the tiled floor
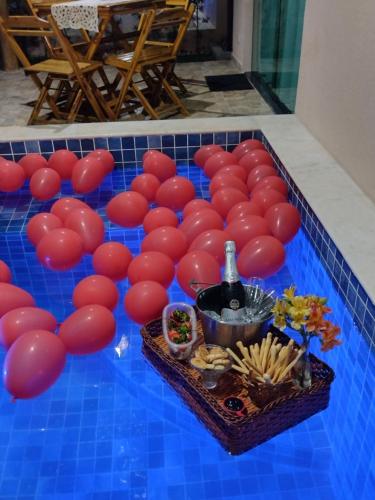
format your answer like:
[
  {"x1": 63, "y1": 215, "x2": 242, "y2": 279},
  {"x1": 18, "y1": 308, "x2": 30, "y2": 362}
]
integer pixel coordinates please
[{"x1": 0, "y1": 60, "x2": 273, "y2": 126}]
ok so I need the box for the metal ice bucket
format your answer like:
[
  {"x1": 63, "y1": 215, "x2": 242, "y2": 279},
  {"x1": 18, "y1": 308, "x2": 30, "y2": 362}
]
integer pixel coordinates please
[{"x1": 195, "y1": 284, "x2": 274, "y2": 349}]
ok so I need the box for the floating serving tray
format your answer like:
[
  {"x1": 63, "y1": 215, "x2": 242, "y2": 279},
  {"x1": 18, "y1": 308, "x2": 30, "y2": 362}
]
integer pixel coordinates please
[{"x1": 141, "y1": 320, "x2": 335, "y2": 455}]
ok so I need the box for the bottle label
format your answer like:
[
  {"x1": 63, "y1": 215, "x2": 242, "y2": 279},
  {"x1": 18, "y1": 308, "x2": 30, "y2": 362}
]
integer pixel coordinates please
[{"x1": 229, "y1": 298, "x2": 240, "y2": 310}]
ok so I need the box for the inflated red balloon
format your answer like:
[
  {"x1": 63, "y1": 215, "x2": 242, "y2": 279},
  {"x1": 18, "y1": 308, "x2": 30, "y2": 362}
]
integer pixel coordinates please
[
  {"x1": 193, "y1": 144, "x2": 223, "y2": 167},
  {"x1": 0, "y1": 283, "x2": 35, "y2": 318},
  {"x1": 216, "y1": 164, "x2": 248, "y2": 183},
  {"x1": 225, "y1": 215, "x2": 271, "y2": 252},
  {"x1": 65, "y1": 208, "x2": 104, "y2": 254},
  {"x1": 189, "y1": 229, "x2": 228, "y2": 265},
  {"x1": 92, "y1": 242, "x2": 132, "y2": 281},
  {"x1": 251, "y1": 175, "x2": 289, "y2": 196},
  {"x1": 211, "y1": 188, "x2": 248, "y2": 218},
  {"x1": 143, "y1": 149, "x2": 160, "y2": 162},
  {"x1": 30, "y1": 168, "x2": 61, "y2": 201},
  {"x1": 143, "y1": 152, "x2": 176, "y2": 182},
  {"x1": 26, "y1": 212, "x2": 63, "y2": 246},
  {"x1": 3, "y1": 330, "x2": 66, "y2": 399},
  {"x1": 36, "y1": 228, "x2": 83, "y2": 271},
  {"x1": 73, "y1": 275, "x2": 119, "y2": 311},
  {"x1": 239, "y1": 149, "x2": 273, "y2": 173},
  {"x1": 124, "y1": 280, "x2": 169, "y2": 325},
  {"x1": 106, "y1": 191, "x2": 148, "y2": 228},
  {"x1": 264, "y1": 202, "x2": 301, "y2": 244},
  {"x1": 176, "y1": 250, "x2": 221, "y2": 298},
  {"x1": 128, "y1": 251, "x2": 175, "y2": 288},
  {"x1": 59, "y1": 305, "x2": 116, "y2": 354},
  {"x1": 0, "y1": 260, "x2": 12, "y2": 283},
  {"x1": 50, "y1": 197, "x2": 90, "y2": 223},
  {"x1": 143, "y1": 207, "x2": 178, "y2": 234},
  {"x1": 155, "y1": 176, "x2": 196, "y2": 211},
  {"x1": 88, "y1": 149, "x2": 115, "y2": 174},
  {"x1": 0, "y1": 161, "x2": 26, "y2": 192},
  {"x1": 71, "y1": 156, "x2": 106, "y2": 194},
  {"x1": 0, "y1": 307, "x2": 57, "y2": 350},
  {"x1": 226, "y1": 201, "x2": 263, "y2": 223},
  {"x1": 209, "y1": 174, "x2": 248, "y2": 196},
  {"x1": 251, "y1": 188, "x2": 287, "y2": 214},
  {"x1": 131, "y1": 173, "x2": 160, "y2": 202},
  {"x1": 204, "y1": 151, "x2": 238, "y2": 178},
  {"x1": 247, "y1": 165, "x2": 278, "y2": 192},
  {"x1": 238, "y1": 235, "x2": 286, "y2": 279},
  {"x1": 141, "y1": 226, "x2": 188, "y2": 262},
  {"x1": 182, "y1": 199, "x2": 212, "y2": 219},
  {"x1": 19, "y1": 153, "x2": 47, "y2": 178},
  {"x1": 179, "y1": 208, "x2": 224, "y2": 245},
  {"x1": 232, "y1": 139, "x2": 265, "y2": 160},
  {"x1": 48, "y1": 150, "x2": 78, "y2": 180}
]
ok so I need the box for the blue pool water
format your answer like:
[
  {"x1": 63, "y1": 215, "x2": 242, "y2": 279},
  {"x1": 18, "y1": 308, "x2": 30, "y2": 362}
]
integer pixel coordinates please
[{"x1": 0, "y1": 164, "x2": 374, "y2": 500}]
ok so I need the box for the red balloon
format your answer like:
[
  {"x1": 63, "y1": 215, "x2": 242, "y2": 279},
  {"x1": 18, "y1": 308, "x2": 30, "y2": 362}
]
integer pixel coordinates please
[
  {"x1": 0, "y1": 283, "x2": 35, "y2": 318},
  {"x1": 216, "y1": 164, "x2": 248, "y2": 182},
  {"x1": 252, "y1": 176, "x2": 289, "y2": 196},
  {"x1": 65, "y1": 208, "x2": 104, "y2": 254},
  {"x1": 211, "y1": 188, "x2": 248, "y2": 218},
  {"x1": 124, "y1": 280, "x2": 169, "y2": 325},
  {"x1": 179, "y1": 209, "x2": 224, "y2": 245},
  {"x1": 0, "y1": 307, "x2": 57, "y2": 350},
  {"x1": 141, "y1": 226, "x2": 188, "y2": 263},
  {"x1": 239, "y1": 149, "x2": 273, "y2": 173},
  {"x1": 232, "y1": 139, "x2": 265, "y2": 160},
  {"x1": 26, "y1": 212, "x2": 63, "y2": 246},
  {"x1": 251, "y1": 188, "x2": 287, "y2": 214},
  {"x1": 226, "y1": 201, "x2": 263, "y2": 223},
  {"x1": 189, "y1": 229, "x2": 228, "y2": 265},
  {"x1": 182, "y1": 199, "x2": 212, "y2": 219},
  {"x1": 204, "y1": 151, "x2": 238, "y2": 178},
  {"x1": 36, "y1": 228, "x2": 83, "y2": 271},
  {"x1": 143, "y1": 149, "x2": 160, "y2": 162},
  {"x1": 131, "y1": 173, "x2": 160, "y2": 202},
  {"x1": 264, "y1": 202, "x2": 301, "y2": 244},
  {"x1": 176, "y1": 250, "x2": 221, "y2": 298},
  {"x1": 71, "y1": 156, "x2": 106, "y2": 194},
  {"x1": 247, "y1": 165, "x2": 278, "y2": 192},
  {"x1": 59, "y1": 305, "x2": 116, "y2": 354},
  {"x1": 193, "y1": 144, "x2": 223, "y2": 168},
  {"x1": 0, "y1": 161, "x2": 26, "y2": 192},
  {"x1": 19, "y1": 153, "x2": 47, "y2": 178},
  {"x1": 128, "y1": 251, "x2": 175, "y2": 288},
  {"x1": 143, "y1": 207, "x2": 178, "y2": 234},
  {"x1": 92, "y1": 242, "x2": 132, "y2": 281},
  {"x1": 48, "y1": 149, "x2": 78, "y2": 180},
  {"x1": 88, "y1": 149, "x2": 115, "y2": 174},
  {"x1": 30, "y1": 168, "x2": 61, "y2": 201},
  {"x1": 238, "y1": 236, "x2": 286, "y2": 279},
  {"x1": 209, "y1": 173, "x2": 248, "y2": 196},
  {"x1": 73, "y1": 275, "x2": 119, "y2": 311},
  {"x1": 143, "y1": 152, "x2": 176, "y2": 181},
  {"x1": 155, "y1": 176, "x2": 196, "y2": 211},
  {"x1": 106, "y1": 191, "x2": 148, "y2": 228},
  {"x1": 225, "y1": 215, "x2": 271, "y2": 252},
  {"x1": 0, "y1": 260, "x2": 12, "y2": 283},
  {"x1": 3, "y1": 330, "x2": 66, "y2": 399},
  {"x1": 50, "y1": 197, "x2": 90, "y2": 223}
]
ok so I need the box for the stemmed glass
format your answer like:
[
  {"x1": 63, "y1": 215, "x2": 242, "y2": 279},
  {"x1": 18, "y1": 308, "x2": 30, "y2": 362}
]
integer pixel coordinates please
[{"x1": 245, "y1": 277, "x2": 275, "y2": 320}]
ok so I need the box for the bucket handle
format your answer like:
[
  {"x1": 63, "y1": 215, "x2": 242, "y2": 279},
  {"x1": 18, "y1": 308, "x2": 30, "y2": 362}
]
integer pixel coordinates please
[{"x1": 189, "y1": 279, "x2": 218, "y2": 294}]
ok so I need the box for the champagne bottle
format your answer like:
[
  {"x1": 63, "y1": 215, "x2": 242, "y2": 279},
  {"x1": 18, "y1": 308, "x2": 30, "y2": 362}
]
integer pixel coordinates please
[{"x1": 221, "y1": 241, "x2": 246, "y2": 320}]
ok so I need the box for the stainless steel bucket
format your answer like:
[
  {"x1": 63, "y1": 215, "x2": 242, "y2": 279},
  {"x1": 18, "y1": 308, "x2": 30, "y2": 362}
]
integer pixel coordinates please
[{"x1": 196, "y1": 284, "x2": 273, "y2": 349}]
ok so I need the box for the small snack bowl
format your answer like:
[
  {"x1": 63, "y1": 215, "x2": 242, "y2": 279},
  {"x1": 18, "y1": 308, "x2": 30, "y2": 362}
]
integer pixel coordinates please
[
  {"x1": 190, "y1": 344, "x2": 232, "y2": 389},
  {"x1": 162, "y1": 303, "x2": 197, "y2": 360}
]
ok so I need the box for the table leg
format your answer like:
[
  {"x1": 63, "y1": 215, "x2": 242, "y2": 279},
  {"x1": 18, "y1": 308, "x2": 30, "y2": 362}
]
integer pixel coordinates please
[{"x1": 85, "y1": 16, "x2": 111, "y2": 61}]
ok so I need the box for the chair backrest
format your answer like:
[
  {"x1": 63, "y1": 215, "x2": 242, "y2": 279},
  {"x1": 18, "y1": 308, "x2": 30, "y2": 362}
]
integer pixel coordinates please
[{"x1": 166, "y1": 0, "x2": 191, "y2": 8}]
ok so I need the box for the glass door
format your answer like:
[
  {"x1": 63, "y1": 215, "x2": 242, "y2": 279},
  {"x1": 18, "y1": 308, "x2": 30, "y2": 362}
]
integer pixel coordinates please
[{"x1": 251, "y1": 0, "x2": 306, "y2": 112}]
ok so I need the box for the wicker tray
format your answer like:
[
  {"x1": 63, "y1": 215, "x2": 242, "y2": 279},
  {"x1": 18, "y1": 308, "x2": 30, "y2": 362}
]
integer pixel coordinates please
[{"x1": 141, "y1": 319, "x2": 335, "y2": 455}]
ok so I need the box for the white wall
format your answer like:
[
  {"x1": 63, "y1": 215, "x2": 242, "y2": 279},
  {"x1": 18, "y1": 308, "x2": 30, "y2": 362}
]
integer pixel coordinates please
[
  {"x1": 296, "y1": 0, "x2": 375, "y2": 203},
  {"x1": 232, "y1": 0, "x2": 253, "y2": 71}
]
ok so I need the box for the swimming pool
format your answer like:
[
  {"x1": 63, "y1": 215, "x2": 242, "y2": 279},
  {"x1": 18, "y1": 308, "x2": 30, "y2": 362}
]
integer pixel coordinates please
[{"x1": 0, "y1": 129, "x2": 374, "y2": 500}]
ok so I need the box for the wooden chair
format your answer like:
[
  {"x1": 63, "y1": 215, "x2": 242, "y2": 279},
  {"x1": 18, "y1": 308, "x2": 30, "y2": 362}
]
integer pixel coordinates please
[{"x1": 0, "y1": 15, "x2": 113, "y2": 124}]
